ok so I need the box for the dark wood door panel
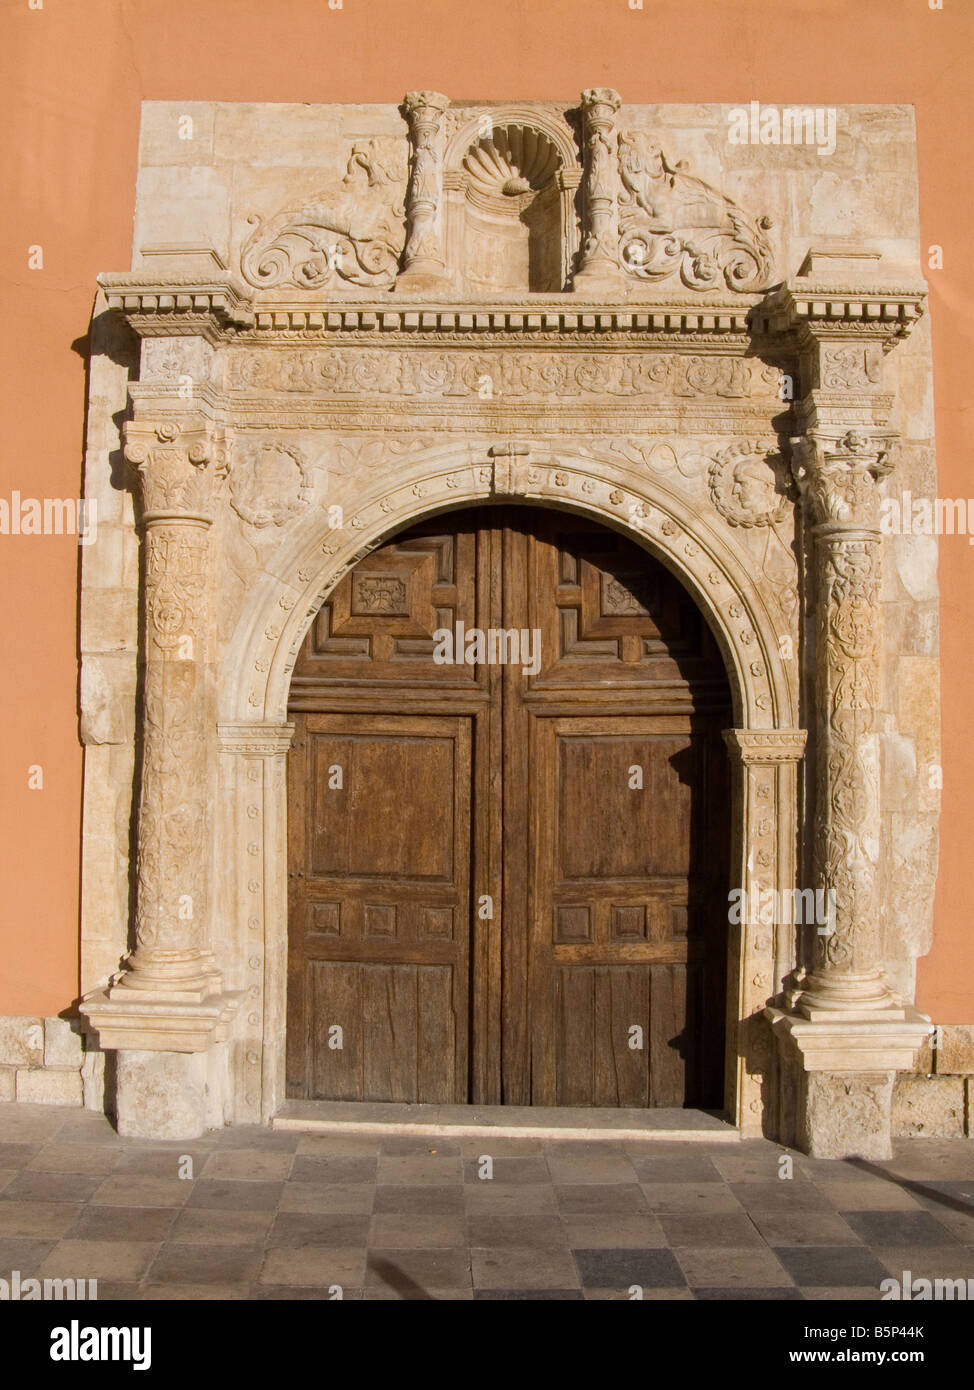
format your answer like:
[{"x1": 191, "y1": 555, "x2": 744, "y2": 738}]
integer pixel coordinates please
[
  {"x1": 287, "y1": 505, "x2": 732, "y2": 1110},
  {"x1": 307, "y1": 961, "x2": 458, "y2": 1103},
  {"x1": 529, "y1": 713, "x2": 729, "y2": 1107},
  {"x1": 287, "y1": 711, "x2": 473, "y2": 1101}
]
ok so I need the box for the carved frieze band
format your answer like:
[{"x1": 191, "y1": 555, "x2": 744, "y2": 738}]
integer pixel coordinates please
[{"x1": 225, "y1": 348, "x2": 787, "y2": 401}]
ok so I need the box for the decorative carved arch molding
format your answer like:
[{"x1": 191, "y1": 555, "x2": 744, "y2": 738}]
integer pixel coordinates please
[{"x1": 217, "y1": 445, "x2": 804, "y2": 1133}]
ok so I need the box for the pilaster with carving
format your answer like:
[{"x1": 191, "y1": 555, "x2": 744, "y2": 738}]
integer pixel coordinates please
[
  {"x1": 574, "y1": 88, "x2": 625, "y2": 292},
  {"x1": 82, "y1": 414, "x2": 238, "y2": 1060},
  {"x1": 763, "y1": 251, "x2": 932, "y2": 1158},
  {"x1": 792, "y1": 428, "x2": 895, "y2": 1012},
  {"x1": 398, "y1": 90, "x2": 450, "y2": 289}
]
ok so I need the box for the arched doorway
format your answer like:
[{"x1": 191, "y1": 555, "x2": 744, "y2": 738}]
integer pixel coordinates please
[{"x1": 284, "y1": 504, "x2": 733, "y2": 1109}]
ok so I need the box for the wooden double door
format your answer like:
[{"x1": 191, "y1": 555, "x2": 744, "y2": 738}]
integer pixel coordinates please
[{"x1": 286, "y1": 506, "x2": 732, "y2": 1108}]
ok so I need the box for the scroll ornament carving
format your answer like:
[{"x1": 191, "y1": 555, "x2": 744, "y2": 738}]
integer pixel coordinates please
[
  {"x1": 616, "y1": 130, "x2": 774, "y2": 292},
  {"x1": 790, "y1": 429, "x2": 895, "y2": 527},
  {"x1": 239, "y1": 139, "x2": 407, "y2": 292},
  {"x1": 226, "y1": 346, "x2": 786, "y2": 401}
]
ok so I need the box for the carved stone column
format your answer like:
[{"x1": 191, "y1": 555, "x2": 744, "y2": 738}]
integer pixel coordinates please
[
  {"x1": 763, "y1": 250, "x2": 931, "y2": 1158},
  {"x1": 573, "y1": 87, "x2": 625, "y2": 293},
  {"x1": 793, "y1": 429, "x2": 895, "y2": 1013},
  {"x1": 397, "y1": 90, "x2": 450, "y2": 290},
  {"x1": 81, "y1": 414, "x2": 238, "y2": 1137}
]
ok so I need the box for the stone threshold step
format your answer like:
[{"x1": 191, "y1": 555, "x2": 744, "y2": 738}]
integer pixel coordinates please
[{"x1": 273, "y1": 1101, "x2": 741, "y2": 1143}]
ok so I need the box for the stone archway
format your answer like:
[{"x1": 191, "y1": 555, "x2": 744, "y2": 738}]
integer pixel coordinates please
[{"x1": 214, "y1": 445, "x2": 805, "y2": 1137}]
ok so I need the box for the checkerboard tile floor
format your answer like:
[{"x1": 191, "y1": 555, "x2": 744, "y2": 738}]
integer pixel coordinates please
[{"x1": 1, "y1": 1103, "x2": 972, "y2": 1300}]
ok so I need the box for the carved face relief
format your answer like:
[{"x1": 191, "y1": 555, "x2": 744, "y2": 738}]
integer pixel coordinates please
[{"x1": 709, "y1": 443, "x2": 788, "y2": 527}]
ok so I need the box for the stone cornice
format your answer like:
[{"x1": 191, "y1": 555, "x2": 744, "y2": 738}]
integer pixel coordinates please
[
  {"x1": 758, "y1": 277, "x2": 926, "y2": 347},
  {"x1": 98, "y1": 272, "x2": 256, "y2": 340},
  {"x1": 99, "y1": 272, "x2": 775, "y2": 342}
]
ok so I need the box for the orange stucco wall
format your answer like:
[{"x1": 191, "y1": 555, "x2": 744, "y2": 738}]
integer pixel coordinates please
[{"x1": 2, "y1": 0, "x2": 971, "y2": 1020}]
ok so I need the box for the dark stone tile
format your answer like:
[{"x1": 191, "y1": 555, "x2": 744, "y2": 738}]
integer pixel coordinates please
[
  {"x1": 63, "y1": 1205, "x2": 178, "y2": 1243},
  {"x1": 0, "y1": 1144, "x2": 40, "y2": 1166},
  {"x1": 267, "y1": 1211, "x2": 370, "y2": 1247},
  {"x1": 731, "y1": 1182, "x2": 835, "y2": 1213},
  {"x1": 909, "y1": 1181, "x2": 974, "y2": 1214},
  {"x1": 0, "y1": 1236, "x2": 57, "y2": 1276},
  {"x1": 474, "y1": 1289, "x2": 584, "y2": 1300},
  {"x1": 555, "y1": 1184, "x2": 648, "y2": 1214},
  {"x1": 462, "y1": 1157, "x2": 550, "y2": 1184},
  {"x1": 629, "y1": 1156, "x2": 723, "y2": 1184},
  {"x1": 290, "y1": 1156, "x2": 378, "y2": 1185},
  {"x1": 573, "y1": 1248, "x2": 686, "y2": 1289},
  {"x1": 186, "y1": 1180, "x2": 284, "y2": 1211},
  {"x1": 775, "y1": 1245, "x2": 892, "y2": 1287},
  {"x1": 3, "y1": 1171, "x2": 102, "y2": 1203},
  {"x1": 148, "y1": 1243, "x2": 265, "y2": 1285},
  {"x1": 694, "y1": 1287, "x2": 804, "y2": 1300},
  {"x1": 373, "y1": 1186, "x2": 464, "y2": 1215},
  {"x1": 843, "y1": 1210, "x2": 961, "y2": 1247}
]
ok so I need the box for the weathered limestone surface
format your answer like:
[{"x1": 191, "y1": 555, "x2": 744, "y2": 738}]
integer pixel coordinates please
[{"x1": 57, "y1": 96, "x2": 943, "y2": 1151}]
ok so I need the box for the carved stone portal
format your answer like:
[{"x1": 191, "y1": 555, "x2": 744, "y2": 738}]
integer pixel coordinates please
[{"x1": 78, "y1": 96, "x2": 936, "y2": 1156}]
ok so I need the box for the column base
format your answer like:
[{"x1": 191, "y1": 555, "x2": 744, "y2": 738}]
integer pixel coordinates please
[
  {"x1": 395, "y1": 265, "x2": 449, "y2": 292},
  {"x1": 766, "y1": 1005, "x2": 932, "y2": 1158},
  {"x1": 572, "y1": 266, "x2": 628, "y2": 295},
  {"x1": 80, "y1": 988, "x2": 240, "y2": 1053}
]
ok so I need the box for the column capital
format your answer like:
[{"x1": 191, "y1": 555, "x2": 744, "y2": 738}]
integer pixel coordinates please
[
  {"x1": 723, "y1": 728, "x2": 808, "y2": 765},
  {"x1": 580, "y1": 87, "x2": 622, "y2": 117},
  {"x1": 402, "y1": 90, "x2": 450, "y2": 121},
  {"x1": 790, "y1": 429, "x2": 897, "y2": 528},
  {"x1": 123, "y1": 418, "x2": 227, "y2": 525},
  {"x1": 217, "y1": 721, "x2": 295, "y2": 756}
]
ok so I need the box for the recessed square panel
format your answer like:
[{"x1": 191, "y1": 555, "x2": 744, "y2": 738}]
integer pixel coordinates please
[
  {"x1": 365, "y1": 903, "x2": 397, "y2": 937},
  {"x1": 555, "y1": 906, "x2": 591, "y2": 942}
]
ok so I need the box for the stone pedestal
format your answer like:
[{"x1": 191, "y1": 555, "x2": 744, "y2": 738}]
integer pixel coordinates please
[{"x1": 81, "y1": 413, "x2": 238, "y2": 1137}]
